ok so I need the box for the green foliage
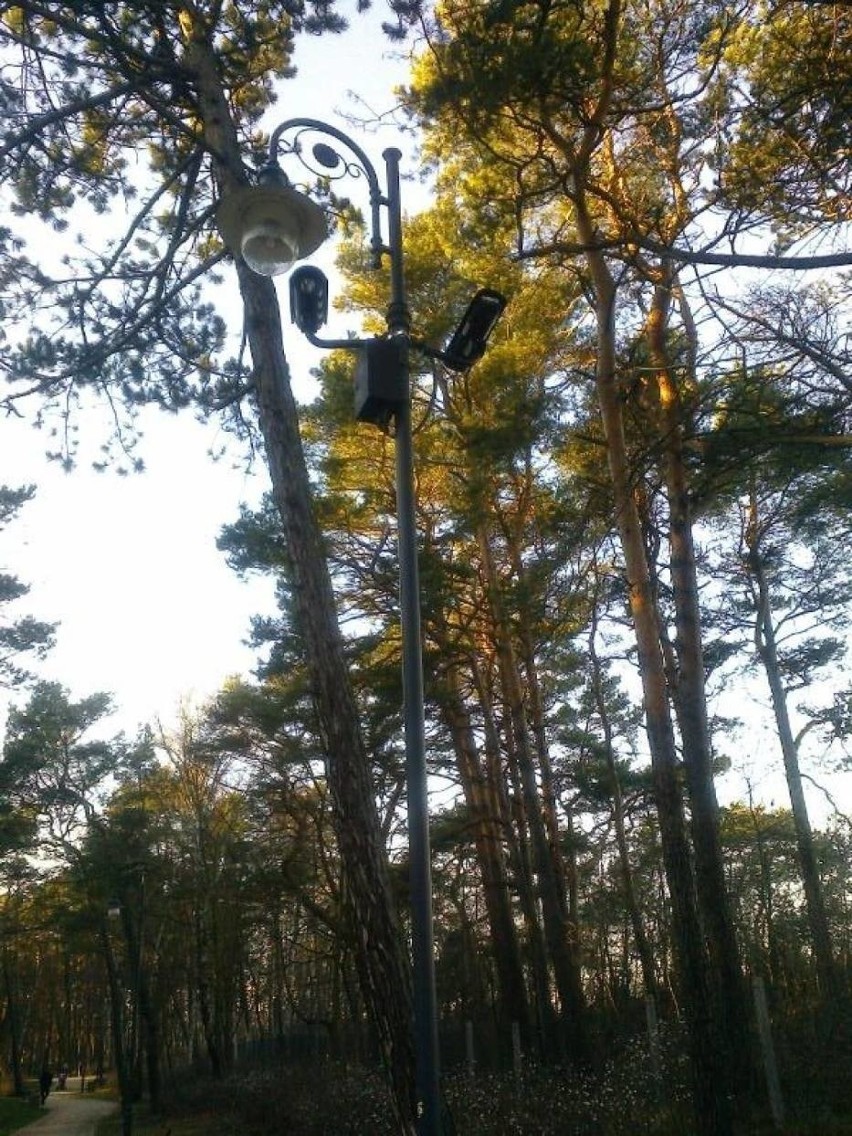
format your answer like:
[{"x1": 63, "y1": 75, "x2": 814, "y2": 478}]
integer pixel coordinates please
[
  {"x1": 716, "y1": 2, "x2": 852, "y2": 234},
  {"x1": 0, "y1": 1, "x2": 354, "y2": 456},
  {"x1": 0, "y1": 485, "x2": 56, "y2": 685},
  {"x1": 0, "y1": 680, "x2": 119, "y2": 856},
  {"x1": 412, "y1": 0, "x2": 599, "y2": 131}
]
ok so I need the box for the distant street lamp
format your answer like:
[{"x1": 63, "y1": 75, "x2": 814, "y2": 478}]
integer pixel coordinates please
[
  {"x1": 217, "y1": 119, "x2": 505, "y2": 1136},
  {"x1": 104, "y1": 897, "x2": 135, "y2": 1136}
]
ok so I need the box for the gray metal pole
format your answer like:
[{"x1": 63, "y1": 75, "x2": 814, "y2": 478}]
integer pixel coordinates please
[{"x1": 384, "y1": 147, "x2": 443, "y2": 1136}]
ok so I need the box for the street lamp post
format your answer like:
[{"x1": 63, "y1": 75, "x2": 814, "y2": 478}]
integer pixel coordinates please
[
  {"x1": 105, "y1": 899, "x2": 135, "y2": 1136},
  {"x1": 217, "y1": 120, "x2": 505, "y2": 1136}
]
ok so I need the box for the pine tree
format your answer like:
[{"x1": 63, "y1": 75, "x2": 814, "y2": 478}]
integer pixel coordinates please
[
  {"x1": 0, "y1": 5, "x2": 417, "y2": 1125},
  {"x1": 0, "y1": 486, "x2": 55, "y2": 686}
]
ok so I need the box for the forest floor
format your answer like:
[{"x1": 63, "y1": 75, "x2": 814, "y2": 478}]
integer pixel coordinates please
[
  {"x1": 5, "y1": 1066, "x2": 852, "y2": 1136},
  {"x1": 87, "y1": 1072, "x2": 852, "y2": 1136}
]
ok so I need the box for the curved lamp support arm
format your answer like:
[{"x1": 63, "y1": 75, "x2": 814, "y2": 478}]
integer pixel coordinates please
[{"x1": 268, "y1": 118, "x2": 387, "y2": 268}]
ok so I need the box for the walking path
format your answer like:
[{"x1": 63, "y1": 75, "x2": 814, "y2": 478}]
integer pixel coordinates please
[{"x1": 14, "y1": 1080, "x2": 118, "y2": 1136}]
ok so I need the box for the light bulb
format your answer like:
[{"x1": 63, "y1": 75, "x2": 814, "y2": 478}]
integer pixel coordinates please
[{"x1": 241, "y1": 217, "x2": 299, "y2": 277}]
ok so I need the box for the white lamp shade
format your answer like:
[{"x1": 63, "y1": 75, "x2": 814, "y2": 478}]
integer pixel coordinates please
[{"x1": 216, "y1": 184, "x2": 328, "y2": 277}]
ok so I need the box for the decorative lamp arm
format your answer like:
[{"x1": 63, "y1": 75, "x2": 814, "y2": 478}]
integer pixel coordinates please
[{"x1": 268, "y1": 118, "x2": 387, "y2": 269}]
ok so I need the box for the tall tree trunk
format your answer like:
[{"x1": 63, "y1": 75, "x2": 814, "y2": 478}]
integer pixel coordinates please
[
  {"x1": 479, "y1": 529, "x2": 589, "y2": 1064},
  {"x1": 194, "y1": 907, "x2": 221, "y2": 1079},
  {"x1": 240, "y1": 263, "x2": 416, "y2": 1126},
  {"x1": 587, "y1": 621, "x2": 658, "y2": 1004},
  {"x1": 517, "y1": 617, "x2": 588, "y2": 1059},
  {"x1": 119, "y1": 904, "x2": 145, "y2": 1099},
  {"x1": 3, "y1": 955, "x2": 24, "y2": 1095},
  {"x1": 186, "y1": 34, "x2": 416, "y2": 1131},
  {"x1": 435, "y1": 661, "x2": 530, "y2": 1035},
  {"x1": 471, "y1": 656, "x2": 554, "y2": 1055},
  {"x1": 575, "y1": 184, "x2": 733, "y2": 1135},
  {"x1": 748, "y1": 795, "x2": 783, "y2": 988},
  {"x1": 648, "y1": 280, "x2": 753, "y2": 1093},
  {"x1": 139, "y1": 966, "x2": 161, "y2": 1114},
  {"x1": 744, "y1": 494, "x2": 839, "y2": 1003}
]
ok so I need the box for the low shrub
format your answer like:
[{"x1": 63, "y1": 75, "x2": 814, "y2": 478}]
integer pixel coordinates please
[{"x1": 161, "y1": 1028, "x2": 695, "y2": 1135}]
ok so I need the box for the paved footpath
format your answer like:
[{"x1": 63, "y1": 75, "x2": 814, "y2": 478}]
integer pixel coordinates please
[{"x1": 14, "y1": 1080, "x2": 118, "y2": 1136}]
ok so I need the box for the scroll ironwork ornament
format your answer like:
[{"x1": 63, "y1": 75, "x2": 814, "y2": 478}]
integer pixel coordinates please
[{"x1": 264, "y1": 118, "x2": 388, "y2": 268}]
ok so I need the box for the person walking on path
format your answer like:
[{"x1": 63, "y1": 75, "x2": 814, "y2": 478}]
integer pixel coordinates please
[
  {"x1": 16, "y1": 1080, "x2": 117, "y2": 1136},
  {"x1": 39, "y1": 1067, "x2": 52, "y2": 1107}
]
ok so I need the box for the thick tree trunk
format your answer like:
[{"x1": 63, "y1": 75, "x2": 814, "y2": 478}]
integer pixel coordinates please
[
  {"x1": 187, "y1": 36, "x2": 417, "y2": 1131},
  {"x1": 239, "y1": 273, "x2": 416, "y2": 1126},
  {"x1": 648, "y1": 283, "x2": 753, "y2": 1093},
  {"x1": 575, "y1": 190, "x2": 733, "y2": 1135}
]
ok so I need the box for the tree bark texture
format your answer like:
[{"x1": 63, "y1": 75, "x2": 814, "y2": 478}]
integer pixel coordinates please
[
  {"x1": 470, "y1": 655, "x2": 557, "y2": 1054},
  {"x1": 186, "y1": 33, "x2": 417, "y2": 1132},
  {"x1": 575, "y1": 186, "x2": 733, "y2": 1135},
  {"x1": 648, "y1": 282, "x2": 754, "y2": 1092}
]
